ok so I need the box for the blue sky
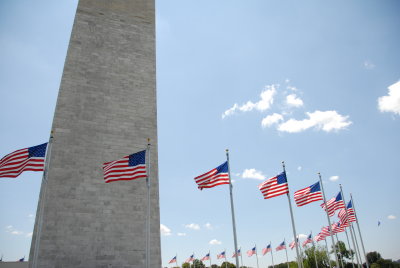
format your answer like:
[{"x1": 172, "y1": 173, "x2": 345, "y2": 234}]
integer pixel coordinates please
[{"x1": 0, "y1": 0, "x2": 399, "y2": 266}]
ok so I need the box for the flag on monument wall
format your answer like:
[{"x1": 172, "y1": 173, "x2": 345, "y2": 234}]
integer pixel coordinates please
[
  {"x1": 258, "y1": 172, "x2": 289, "y2": 199},
  {"x1": 247, "y1": 246, "x2": 256, "y2": 257},
  {"x1": 320, "y1": 192, "x2": 345, "y2": 216},
  {"x1": 217, "y1": 251, "x2": 226, "y2": 259},
  {"x1": 194, "y1": 161, "x2": 229, "y2": 190},
  {"x1": 0, "y1": 143, "x2": 47, "y2": 178},
  {"x1": 294, "y1": 181, "x2": 323, "y2": 206},
  {"x1": 201, "y1": 253, "x2": 210, "y2": 261},
  {"x1": 102, "y1": 150, "x2": 147, "y2": 183},
  {"x1": 262, "y1": 244, "x2": 272, "y2": 255},
  {"x1": 169, "y1": 256, "x2": 177, "y2": 264},
  {"x1": 276, "y1": 241, "x2": 286, "y2": 251}
]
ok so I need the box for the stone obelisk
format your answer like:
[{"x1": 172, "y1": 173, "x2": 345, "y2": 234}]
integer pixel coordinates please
[{"x1": 29, "y1": 1, "x2": 161, "y2": 267}]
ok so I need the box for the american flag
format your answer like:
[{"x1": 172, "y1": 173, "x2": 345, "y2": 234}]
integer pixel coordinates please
[
  {"x1": 185, "y1": 254, "x2": 195, "y2": 263},
  {"x1": 201, "y1": 253, "x2": 210, "y2": 261},
  {"x1": 217, "y1": 251, "x2": 226, "y2": 259},
  {"x1": 302, "y1": 234, "x2": 313, "y2": 247},
  {"x1": 314, "y1": 233, "x2": 325, "y2": 242},
  {"x1": 0, "y1": 143, "x2": 47, "y2": 178},
  {"x1": 338, "y1": 200, "x2": 357, "y2": 223},
  {"x1": 103, "y1": 150, "x2": 147, "y2": 183},
  {"x1": 289, "y1": 239, "x2": 297, "y2": 249},
  {"x1": 258, "y1": 172, "x2": 289, "y2": 199},
  {"x1": 320, "y1": 226, "x2": 331, "y2": 237},
  {"x1": 331, "y1": 222, "x2": 345, "y2": 233},
  {"x1": 232, "y1": 249, "x2": 241, "y2": 258},
  {"x1": 194, "y1": 161, "x2": 230, "y2": 190},
  {"x1": 262, "y1": 244, "x2": 272, "y2": 255},
  {"x1": 340, "y1": 219, "x2": 350, "y2": 228},
  {"x1": 276, "y1": 241, "x2": 286, "y2": 251},
  {"x1": 320, "y1": 192, "x2": 345, "y2": 216},
  {"x1": 247, "y1": 246, "x2": 256, "y2": 257},
  {"x1": 169, "y1": 256, "x2": 177, "y2": 264},
  {"x1": 294, "y1": 181, "x2": 323, "y2": 207}
]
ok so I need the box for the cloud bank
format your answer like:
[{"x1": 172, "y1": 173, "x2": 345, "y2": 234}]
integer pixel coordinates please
[{"x1": 378, "y1": 81, "x2": 400, "y2": 115}]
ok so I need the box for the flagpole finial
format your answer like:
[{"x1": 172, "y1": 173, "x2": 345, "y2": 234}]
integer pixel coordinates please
[
  {"x1": 147, "y1": 138, "x2": 150, "y2": 145},
  {"x1": 226, "y1": 149, "x2": 229, "y2": 152}
]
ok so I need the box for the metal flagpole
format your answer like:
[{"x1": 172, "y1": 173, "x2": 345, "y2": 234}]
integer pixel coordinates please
[
  {"x1": 318, "y1": 173, "x2": 340, "y2": 268},
  {"x1": 146, "y1": 139, "x2": 151, "y2": 268},
  {"x1": 282, "y1": 162, "x2": 302, "y2": 268},
  {"x1": 225, "y1": 149, "x2": 240, "y2": 268},
  {"x1": 335, "y1": 233, "x2": 344, "y2": 268},
  {"x1": 344, "y1": 229, "x2": 356, "y2": 268},
  {"x1": 255, "y1": 245, "x2": 260, "y2": 268},
  {"x1": 324, "y1": 238, "x2": 332, "y2": 268},
  {"x1": 176, "y1": 253, "x2": 179, "y2": 268},
  {"x1": 284, "y1": 239, "x2": 289, "y2": 268},
  {"x1": 350, "y1": 194, "x2": 369, "y2": 268},
  {"x1": 32, "y1": 131, "x2": 54, "y2": 268},
  {"x1": 209, "y1": 250, "x2": 211, "y2": 268},
  {"x1": 193, "y1": 253, "x2": 196, "y2": 268},
  {"x1": 270, "y1": 242, "x2": 275, "y2": 268},
  {"x1": 225, "y1": 249, "x2": 228, "y2": 268},
  {"x1": 311, "y1": 232, "x2": 319, "y2": 268},
  {"x1": 240, "y1": 247, "x2": 244, "y2": 268},
  {"x1": 339, "y1": 185, "x2": 358, "y2": 268},
  {"x1": 351, "y1": 224, "x2": 362, "y2": 268}
]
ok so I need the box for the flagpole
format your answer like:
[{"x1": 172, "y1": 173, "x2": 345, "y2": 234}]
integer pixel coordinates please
[
  {"x1": 311, "y1": 232, "x2": 319, "y2": 268},
  {"x1": 226, "y1": 149, "x2": 240, "y2": 268},
  {"x1": 350, "y1": 194, "x2": 369, "y2": 268},
  {"x1": 146, "y1": 139, "x2": 151, "y2": 268},
  {"x1": 255, "y1": 245, "x2": 260, "y2": 268},
  {"x1": 318, "y1": 172, "x2": 340, "y2": 268},
  {"x1": 298, "y1": 237, "x2": 304, "y2": 266},
  {"x1": 344, "y1": 228, "x2": 356, "y2": 268},
  {"x1": 282, "y1": 161, "x2": 302, "y2": 268},
  {"x1": 270, "y1": 241, "x2": 275, "y2": 268},
  {"x1": 339, "y1": 185, "x2": 358, "y2": 268},
  {"x1": 284, "y1": 239, "x2": 289, "y2": 268},
  {"x1": 335, "y1": 233, "x2": 345, "y2": 268},
  {"x1": 240, "y1": 247, "x2": 244, "y2": 268},
  {"x1": 176, "y1": 253, "x2": 179, "y2": 268},
  {"x1": 209, "y1": 250, "x2": 211, "y2": 268},
  {"x1": 324, "y1": 238, "x2": 332, "y2": 268},
  {"x1": 32, "y1": 131, "x2": 54, "y2": 268},
  {"x1": 351, "y1": 224, "x2": 362, "y2": 268},
  {"x1": 225, "y1": 249, "x2": 228, "y2": 268}
]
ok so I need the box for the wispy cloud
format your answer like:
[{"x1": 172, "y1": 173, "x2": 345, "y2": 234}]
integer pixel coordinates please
[
  {"x1": 277, "y1": 110, "x2": 352, "y2": 133},
  {"x1": 297, "y1": 166, "x2": 302, "y2": 171},
  {"x1": 297, "y1": 234, "x2": 308, "y2": 239},
  {"x1": 222, "y1": 85, "x2": 277, "y2": 118},
  {"x1": 286, "y1": 94, "x2": 303, "y2": 107},
  {"x1": 378, "y1": 81, "x2": 400, "y2": 115},
  {"x1": 5, "y1": 225, "x2": 24, "y2": 235},
  {"x1": 363, "y1": 60, "x2": 375, "y2": 70},
  {"x1": 160, "y1": 224, "x2": 172, "y2": 236},
  {"x1": 261, "y1": 113, "x2": 283, "y2": 128},
  {"x1": 209, "y1": 239, "x2": 222, "y2": 245},
  {"x1": 185, "y1": 223, "x2": 200, "y2": 230},
  {"x1": 388, "y1": 215, "x2": 396, "y2": 220},
  {"x1": 241, "y1": 168, "x2": 265, "y2": 180},
  {"x1": 204, "y1": 223, "x2": 213, "y2": 230},
  {"x1": 177, "y1": 232, "x2": 187, "y2": 236},
  {"x1": 329, "y1": 176, "x2": 339, "y2": 182}
]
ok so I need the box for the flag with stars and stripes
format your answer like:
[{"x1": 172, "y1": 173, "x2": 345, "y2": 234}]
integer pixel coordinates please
[
  {"x1": 201, "y1": 253, "x2": 210, "y2": 261},
  {"x1": 103, "y1": 150, "x2": 147, "y2": 183},
  {"x1": 320, "y1": 192, "x2": 345, "y2": 216},
  {"x1": 276, "y1": 241, "x2": 286, "y2": 251},
  {"x1": 262, "y1": 244, "x2": 272, "y2": 255},
  {"x1": 302, "y1": 234, "x2": 313, "y2": 247},
  {"x1": 185, "y1": 254, "x2": 195, "y2": 263},
  {"x1": 258, "y1": 172, "x2": 289, "y2": 199},
  {"x1": 289, "y1": 239, "x2": 298, "y2": 249},
  {"x1": 217, "y1": 251, "x2": 226, "y2": 259},
  {"x1": 338, "y1": 200, "x2": 357, "y2": 223},
  {"x1": 194, "y1": 161, "x2": 230, "y2": 190},
  {"x1": 232, "y1": 249, "x2": 241, "y2": 258},
  {"x1": 0, "y1": 143, "x2": 47, "y2": 178},
  {"x1": 247, "y1": 246, "x2": 257, "y2": 257},
  {"x1": 168, "y1": 256, "x2": 177, "y2": 264},
  {"x1": 294, "y1": 181, "x2": 323, "y2": 206}
]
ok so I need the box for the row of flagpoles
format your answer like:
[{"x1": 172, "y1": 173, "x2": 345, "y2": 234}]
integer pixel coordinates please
[{"x1": 0, "y1": 138, "x2": 368, "y2": 268}]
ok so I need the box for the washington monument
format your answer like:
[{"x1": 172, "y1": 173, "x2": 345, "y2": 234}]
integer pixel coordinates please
[{"x1": 29, "y1": 0, "x2": 161, "y2": 267}]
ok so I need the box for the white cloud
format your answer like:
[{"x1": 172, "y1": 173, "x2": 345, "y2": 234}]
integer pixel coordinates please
[
  {"x1": 286, "y1": 94, "x2": 303, "y2": 107},
  {"x1": 298, "y1": 234, "x2": 307, "y2": 239},
  {"x1": 185, "y1": 223, "x2": 200, "y2": 230},
  {"x1": 363, "y1": 60, "x2": 375, "y2": 70},
  {"x1": 297, "y1": 166, "x2": 302, "y2": 171},
  {"x1": 261, "y1": 113, "x2": 284, "y2": 128},
  {"x1": 177, "y1": 232, "x2": 187, "y2": 236},
  {"x1": 160, "y1": 224, "x2": 172, "y2": 236},
  {"x1": 204, "y1": 223, "x2": 213, "y2": 230},
  {"x1": 241, "y1": 168, "x2": 265, "y2": 180},
  {"x1": 209, "y1": 239, "x2": 222, "y2": 245},
  {"x1": 378, "y1": 81, "x2": 400, "y2": 115},
  {"x1": 222, "y1": 85, "x2": 277, "y2": 118},
  {"x1": 26, "y1": 232, "x2": 33, "y2": 237},
  {"x1": 278, "y1": 110, "x2": 352, "y2": 133},
  {"x1": 329, "y1": 176, "x2": 339, "y2": 182},
  {"x1": 388, "y1": 215, "x2": 396, "y2": 220},
  {"x1": 5, "y1": 225, "x2": 23, "y2": 236}
]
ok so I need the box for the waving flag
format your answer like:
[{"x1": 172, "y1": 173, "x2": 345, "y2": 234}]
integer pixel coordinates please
[
  {"x1": 289, "y1": 239, "x2": 297, "y2": 250},
  {"x1": 321, "y1": 192, "x2": 345, "y2": 216},
  {"x1": 314, "y1": 233, "x2": 325, "y2": 242},
  {"x1": 262, "y1": 244, "x2": 272, "y2": 255},
  {"x1": 201, "y1": 253, "x2": 210, "y2": 261},
  {"x1": 232, "y1": 249, "x2": 241, "y2": 258},
  {"x1": 0, "y1": 143, "x2": 47, "y2": 178},
  {"x1": 294, "y1": 181, "x2": 323, "y2": 206},
  {"x1": 103, "y1": 150, "x2": 147, "y2": 183},
  {"x1": 194, "y1": 161, "x2": 230, "y2": 190},
  {"x1": 185, "y1": 254, "x2": 195, "y2": 263},
  {"x1": 169, "y1": 256, "x2": 177, "y2": 264},
  {"x1": 247, "y1": 246, "x2": 256, "y2": 257},
  {"x1": 276, "y1": 241, "x2": 286, "y2": 251},
  {"x1": 332, "y1": 222, "x2": 345, "y2": 233},
  {"x1": 338, "y1": 201, "x2": 356, "y2": 223},
  {"x1": 217, "y1": 251, "x2": 226, "y2": 259},
  {"x1": 320, "y1": 226, "x2": 331, "y2": 237},
  {"x1": 258, "y1": 172, "x2": 289, "y2": 199},
  {"x1": 302, "y1": 234, "x2": 313, "y2": 247}
]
